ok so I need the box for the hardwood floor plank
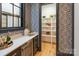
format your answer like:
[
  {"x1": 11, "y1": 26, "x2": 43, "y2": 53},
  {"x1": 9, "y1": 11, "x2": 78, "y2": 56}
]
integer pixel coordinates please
[{"x1": 35, "y1": 42, "x2": 56, "y2": 56}]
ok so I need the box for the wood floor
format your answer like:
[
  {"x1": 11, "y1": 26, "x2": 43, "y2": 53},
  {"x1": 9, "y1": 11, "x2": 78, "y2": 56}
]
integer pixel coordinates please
[{"x1": 35, "y1": 42, "x2": 56, "y2": 56}]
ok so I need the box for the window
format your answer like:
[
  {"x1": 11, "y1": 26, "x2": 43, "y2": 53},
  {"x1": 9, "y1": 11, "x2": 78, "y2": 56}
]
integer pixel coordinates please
[{"x1": 0, "y1": 3, "x2": 24, "y2": 30}]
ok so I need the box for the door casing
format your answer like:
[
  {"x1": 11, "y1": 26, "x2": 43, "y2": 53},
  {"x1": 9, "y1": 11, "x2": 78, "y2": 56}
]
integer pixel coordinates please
[{"x1": 39, "y1": 3, "x2": 74, "y2": 56}]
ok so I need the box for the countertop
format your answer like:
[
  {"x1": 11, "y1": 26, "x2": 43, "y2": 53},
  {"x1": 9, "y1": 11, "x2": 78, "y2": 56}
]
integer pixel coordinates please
[{"x1": 0, "y1": 32, "x2": 38, "y2": 56}]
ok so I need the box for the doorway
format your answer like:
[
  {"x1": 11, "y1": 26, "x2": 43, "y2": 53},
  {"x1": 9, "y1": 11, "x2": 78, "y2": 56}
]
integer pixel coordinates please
[{"x1": 36, "y1": 3, "x2": 57, "y2": 56}]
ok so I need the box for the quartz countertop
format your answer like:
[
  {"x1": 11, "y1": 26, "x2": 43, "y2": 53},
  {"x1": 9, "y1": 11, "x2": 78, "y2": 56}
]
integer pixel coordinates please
[{"x1": 0, "y1": 32, "x2": 38, "y2": 56}]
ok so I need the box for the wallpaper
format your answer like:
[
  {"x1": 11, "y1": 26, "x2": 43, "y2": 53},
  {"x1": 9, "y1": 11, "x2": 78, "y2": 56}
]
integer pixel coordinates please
[
  {"x1": 58, "y1": 3, "x2": 73, "y2": 54},
  {"x1": 31, "y1": 3, "x2": 40, "y2": 33}
]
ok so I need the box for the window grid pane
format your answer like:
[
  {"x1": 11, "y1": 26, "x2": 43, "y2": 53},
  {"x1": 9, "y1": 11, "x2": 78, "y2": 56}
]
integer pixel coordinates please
[
  {"x1": 2, "y1": 3, "x2": 13, "y2": 14},
  {"x1": 8, "y1": 16, "x2": 13, "y2": 27},
  {"x1": 14, "y1": 6, "x2": 20, "y2": 16},
  {"x1": 19, "y1": 17, "x2": 21, "y2": 27},
  {"x1": 2, "y1": 15, "x2": 7, "y2": 28},
  {"x1": 14, "y1": 17, "x2": 19, "y2": 27}
]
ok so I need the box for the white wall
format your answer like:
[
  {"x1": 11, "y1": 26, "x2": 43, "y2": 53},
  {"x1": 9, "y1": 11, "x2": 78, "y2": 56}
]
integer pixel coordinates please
[
  {"x1": 74, "y1": 3, "x2": 79, "y2": 56},
  {"x1": 42, "y1": 4, "x2": 56, "y2": 18}
]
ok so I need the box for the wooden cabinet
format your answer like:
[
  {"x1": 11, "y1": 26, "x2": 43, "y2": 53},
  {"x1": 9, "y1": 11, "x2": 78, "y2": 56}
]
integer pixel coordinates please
[
  {"x1": 7, "y1": 39, "x2": 33, "y2": 56},
  {"x1": 7, "y1": 48, "x2": 21, "y2": 56},
  {"x1": 6, "y1": 35, "x2": 40, "y2": 56},
  {"x1": 33, "y1": 35, "x2": 39, "y2": 55},
  {"x1": 21, "y1": 39, "x2": 33, "y2": 56}
]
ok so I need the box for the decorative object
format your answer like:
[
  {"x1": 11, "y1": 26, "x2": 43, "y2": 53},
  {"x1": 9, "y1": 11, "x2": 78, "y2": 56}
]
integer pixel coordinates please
[{"x1": 0, "y1": 35, "x2": 13, "y2": 50}]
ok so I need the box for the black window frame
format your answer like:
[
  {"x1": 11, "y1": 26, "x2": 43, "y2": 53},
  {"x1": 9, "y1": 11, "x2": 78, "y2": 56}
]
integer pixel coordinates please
[{"x1": 0, "y1": 3, "x2": 25, "y2": 32}]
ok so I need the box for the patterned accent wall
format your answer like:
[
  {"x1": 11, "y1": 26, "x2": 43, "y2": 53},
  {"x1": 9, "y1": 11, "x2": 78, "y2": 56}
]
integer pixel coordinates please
[
  {"x1": 31, "y1": 3, "x2": 40, "y2": 33},
  {"x1": 58, "y1": 3, "x2": 73, "y2": 54}
]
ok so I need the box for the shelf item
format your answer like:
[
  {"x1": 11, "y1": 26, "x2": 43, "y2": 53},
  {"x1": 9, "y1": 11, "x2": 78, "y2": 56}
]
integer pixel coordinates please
[
  {"x1": 42, "y1": 22, "x2": 56, "y2": 24},
  {"x1": 42, "y1": 26, "x2": 56, "y2": 28},
  {"x1": 42, "y1": 27, "x2": 56, "y2": 31},
  {"x1": 42, "y1": 31, "x2": 51, "y2": 35},
  {"x1": 42, "y1": 35, "x2": 56, "y2": 38},
  {"x1": 42, "y1": 22, "x2": 56, "y2": 27},
  {"x1": 42, "y1": 31, "x2": 56, "y2": 35},
  {"x1": 42, "y1": 29, "x2": 56, "y2": 32}
]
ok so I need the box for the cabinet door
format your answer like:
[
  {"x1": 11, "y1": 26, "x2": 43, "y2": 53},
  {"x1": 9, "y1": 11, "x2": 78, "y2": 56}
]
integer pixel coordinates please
[
  {"x1": 21, "y1": 39, "x2": 33, "y2": 56},
  {"x1": 33, "y1": 36, "x2": 39, "y2": 55}
]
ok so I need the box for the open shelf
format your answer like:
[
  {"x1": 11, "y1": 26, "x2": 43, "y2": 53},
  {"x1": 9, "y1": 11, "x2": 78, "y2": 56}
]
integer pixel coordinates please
[
  {"x1": 42, "y1": 26, "x2": 56, "y2": 28},
  {"x1": 42, "y1": 21, "x2": 56, "y2": 23},
  {"x1": 42, "y1": 35, "x2": 56, "y2": 37},
  {"x1": 42, "y1": 29, "x2": 56, "y2": 32},
  {"x1": 42, "y1": 16, "x2": 56, "y2": 43}
]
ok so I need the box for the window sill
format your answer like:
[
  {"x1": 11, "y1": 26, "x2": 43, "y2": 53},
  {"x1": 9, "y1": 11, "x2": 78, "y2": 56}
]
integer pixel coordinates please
[{"x1": 0, "y1": 27, "x2": 24, "y2": 33}]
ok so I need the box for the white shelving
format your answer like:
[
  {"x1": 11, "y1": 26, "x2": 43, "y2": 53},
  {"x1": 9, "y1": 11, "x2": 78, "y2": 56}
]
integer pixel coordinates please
[
  {"x1": 42, "y1": 26, "x2": 56, "y2": 28},
  {"x1": 42, "y1": 16, "x2": 56, "y2": 43},
  {"x1": 42, "y1": 29, "x2": 56, "y2": 32},
  {"x1": 42, "y1": 22, "x2": 56, "y2": 24},
  {"x1": 42, "y1": 35, "x2": 56, "y2": 37}
]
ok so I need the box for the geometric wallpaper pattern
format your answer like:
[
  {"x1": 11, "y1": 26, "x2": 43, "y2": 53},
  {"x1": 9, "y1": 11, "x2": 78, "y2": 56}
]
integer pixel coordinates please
[{"x1": 58, "y1": 3, "x2": 73, "y2": 54}]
